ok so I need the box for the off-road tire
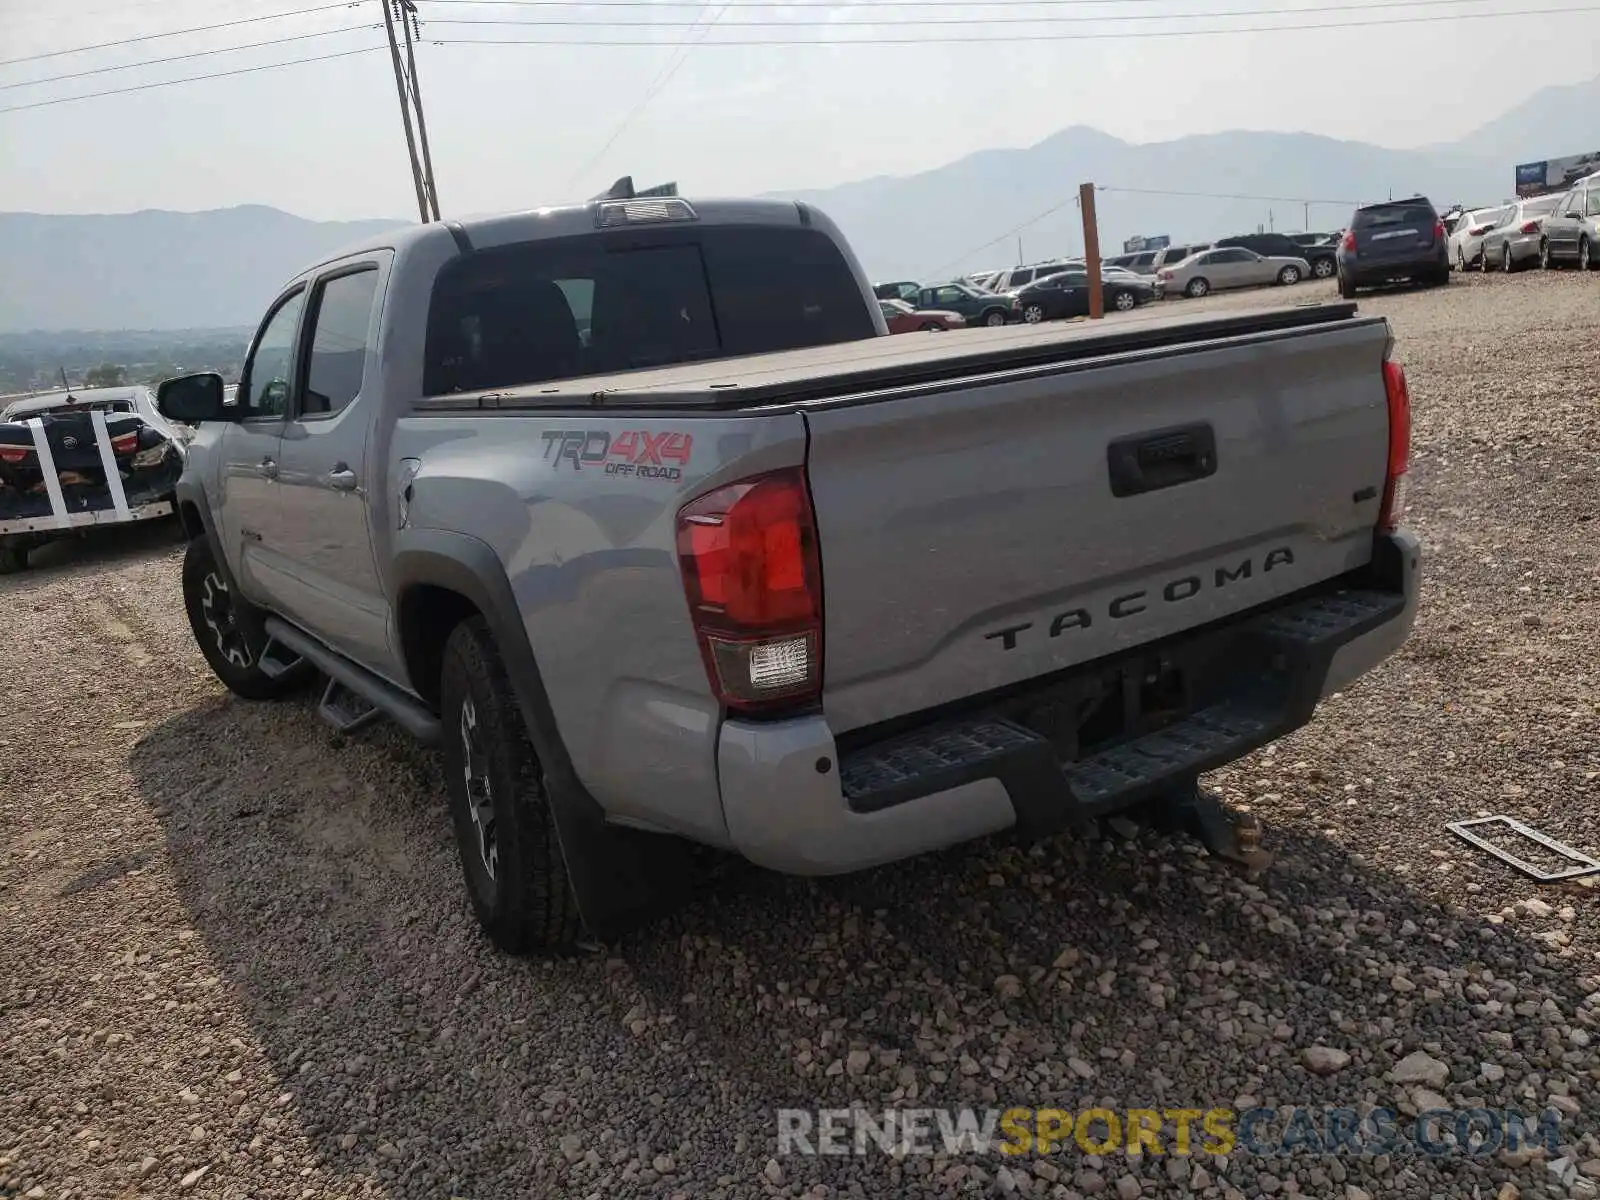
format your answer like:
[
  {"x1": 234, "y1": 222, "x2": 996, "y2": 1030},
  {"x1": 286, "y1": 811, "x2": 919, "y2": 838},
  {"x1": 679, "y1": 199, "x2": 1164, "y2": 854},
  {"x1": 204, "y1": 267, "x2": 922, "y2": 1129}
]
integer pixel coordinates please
[
  {"x1": 180, "y1": 537, "x2": 298, "y2": 701},
  {"x1": 440, "y1": 616, "x2": 583, "y2": 955}
]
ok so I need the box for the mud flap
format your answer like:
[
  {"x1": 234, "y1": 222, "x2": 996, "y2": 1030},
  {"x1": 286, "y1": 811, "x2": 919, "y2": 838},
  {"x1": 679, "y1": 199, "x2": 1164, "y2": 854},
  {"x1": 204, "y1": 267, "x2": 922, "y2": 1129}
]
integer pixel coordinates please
[{"x1": 542, "y1": 777, "x2": 703, "y2": 944}]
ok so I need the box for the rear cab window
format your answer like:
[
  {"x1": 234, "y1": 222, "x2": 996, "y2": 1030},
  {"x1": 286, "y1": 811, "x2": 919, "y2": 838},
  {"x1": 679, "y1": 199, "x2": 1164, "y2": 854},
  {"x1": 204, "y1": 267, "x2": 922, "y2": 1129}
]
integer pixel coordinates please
[{"x1": 423, "y1": 225, "x2": 876, "y2": 395}]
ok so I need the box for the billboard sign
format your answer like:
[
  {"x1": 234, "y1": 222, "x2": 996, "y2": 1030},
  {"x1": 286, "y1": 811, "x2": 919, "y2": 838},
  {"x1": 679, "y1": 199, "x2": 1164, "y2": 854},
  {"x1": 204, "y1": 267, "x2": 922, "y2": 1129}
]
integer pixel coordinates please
[
  {"x1": 1122, "y1": 234, "x2": 1171, "y2": 253},
  {"x1": 1515, "y1": 151, "x2": 1600, "y2": 197}
]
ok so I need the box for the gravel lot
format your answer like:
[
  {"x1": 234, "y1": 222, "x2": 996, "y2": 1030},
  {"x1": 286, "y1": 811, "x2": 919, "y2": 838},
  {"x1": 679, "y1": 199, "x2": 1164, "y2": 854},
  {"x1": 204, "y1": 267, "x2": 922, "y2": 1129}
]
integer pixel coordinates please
[{"x1": 3, "y1": 271, "x2": 1597, "y2": 1200}]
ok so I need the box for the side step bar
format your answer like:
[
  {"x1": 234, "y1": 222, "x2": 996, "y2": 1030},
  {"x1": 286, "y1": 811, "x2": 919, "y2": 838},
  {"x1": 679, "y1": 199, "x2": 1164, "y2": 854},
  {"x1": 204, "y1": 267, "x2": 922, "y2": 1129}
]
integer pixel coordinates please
[{"x1": 262, "y1": 617, "x2": 440, "y2": 744}]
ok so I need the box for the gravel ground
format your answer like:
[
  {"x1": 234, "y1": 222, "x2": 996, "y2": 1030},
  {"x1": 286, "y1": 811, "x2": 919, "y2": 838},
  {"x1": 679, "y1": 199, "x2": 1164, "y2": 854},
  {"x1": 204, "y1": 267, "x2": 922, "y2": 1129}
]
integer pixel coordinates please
[{"x1": 2, "y1": 271, "x2": 1598, "y2": 1200}]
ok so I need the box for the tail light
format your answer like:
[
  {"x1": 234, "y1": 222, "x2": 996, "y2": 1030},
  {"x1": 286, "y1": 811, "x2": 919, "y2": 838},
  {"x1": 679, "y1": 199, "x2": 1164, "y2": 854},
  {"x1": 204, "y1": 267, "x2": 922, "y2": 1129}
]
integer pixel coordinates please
[
  {"x1": 1431, "y1": 220, "x2": 1445, "y2": 242},
  {"x1": 676, "y1": 467, "x2": 823, "y2": 714},
  {"x1": 1520, "y1": 220, "x2": 1541, "y2": 234},
  {"x1": 1341, "y1": 230, "x2": 1356, "y2": 251},
  {"x1": 1378, "y1": 357, "x2": 1411, "y2": 532},
  {"x1": 0, "y1": 445, "x2": 32, "y2": 464},
  {"x1": 109, "y1": 430, "x2": 139, "y2": 456},
  {"x1": 1158, "y1": 269, "x2": 1174, "y2": 280}
]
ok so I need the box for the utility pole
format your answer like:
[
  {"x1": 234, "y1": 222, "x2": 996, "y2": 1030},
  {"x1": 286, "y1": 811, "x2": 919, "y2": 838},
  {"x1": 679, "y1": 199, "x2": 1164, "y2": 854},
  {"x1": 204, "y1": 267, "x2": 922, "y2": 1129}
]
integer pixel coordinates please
[
  {"x1": 1079, "y1": 183, "x2": 1103, "y2": 320},
  {"x1": 400, "y1": 0, "x2": 440, "y2": 220},
  {"x1": 1303, "y1": 200, "x2": 1310, "y2": 231},
  {"x1": 382, "y1": 0, "x2": 429, "y2": 222},
  {"x1": 1017, "y1": 236, "x2": 1024, "y2": 266}
]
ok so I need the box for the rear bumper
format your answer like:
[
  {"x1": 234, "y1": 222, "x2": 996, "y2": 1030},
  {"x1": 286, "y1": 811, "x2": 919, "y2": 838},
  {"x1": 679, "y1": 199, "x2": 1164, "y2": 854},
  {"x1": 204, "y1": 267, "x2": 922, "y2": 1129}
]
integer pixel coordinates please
[
  {"x1": 0, "y1": 498, "x2": 174, "y2": 537},
  {"x1": 718, "y1": 529, "x2": 1420, "y2": 875},
  {"x1": 1341, "y1": 250, "x2": 1449, "y2": 284}
]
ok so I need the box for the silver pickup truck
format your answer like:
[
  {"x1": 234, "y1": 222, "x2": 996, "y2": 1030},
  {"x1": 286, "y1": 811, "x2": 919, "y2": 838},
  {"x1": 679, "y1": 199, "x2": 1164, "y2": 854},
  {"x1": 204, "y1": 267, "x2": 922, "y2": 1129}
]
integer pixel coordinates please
[{"x1": 156, "y1": 193, "x2": 1420, "y2": 953}]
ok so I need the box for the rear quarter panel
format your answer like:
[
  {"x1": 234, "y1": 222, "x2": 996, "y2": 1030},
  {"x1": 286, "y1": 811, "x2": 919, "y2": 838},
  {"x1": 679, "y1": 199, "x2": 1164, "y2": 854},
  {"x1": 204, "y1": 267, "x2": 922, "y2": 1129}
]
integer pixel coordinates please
[{"x1": 391, "y1": 408, "x2": 807, "y2": 845}]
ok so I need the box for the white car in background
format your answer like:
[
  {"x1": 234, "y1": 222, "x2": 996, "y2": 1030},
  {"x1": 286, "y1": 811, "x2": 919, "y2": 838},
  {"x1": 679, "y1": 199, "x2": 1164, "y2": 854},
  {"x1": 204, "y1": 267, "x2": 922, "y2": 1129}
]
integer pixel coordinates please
[{"x1": 1447, "y1": 205, "x2": 1512, "y2": 271}]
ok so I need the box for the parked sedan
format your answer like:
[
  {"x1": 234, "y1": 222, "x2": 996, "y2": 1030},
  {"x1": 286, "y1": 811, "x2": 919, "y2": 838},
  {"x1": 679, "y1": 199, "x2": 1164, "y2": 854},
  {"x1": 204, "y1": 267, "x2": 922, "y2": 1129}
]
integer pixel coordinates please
[
  {"x1": 1447, "y1": 205, "x2": 1512, "y2": 271},
  {"x1": 1157, "y1": 247, "x2": 1311, "y2": 299},
  {"x1": 1014, "y1": 269, "x2": 1156, "y2": 322},
  {"x1": 878, "y1": 298, "x2": 965, "y2": 333},
  {"x1": 1539, "y1": 175, "x2": 1600, "y2": 270},
  {"x1": 1478, "y1": 194, "x2": 1565, "y2": 273},
  {"x1": 915, "y1": 282, "x2": 1019, "y2": 327}
]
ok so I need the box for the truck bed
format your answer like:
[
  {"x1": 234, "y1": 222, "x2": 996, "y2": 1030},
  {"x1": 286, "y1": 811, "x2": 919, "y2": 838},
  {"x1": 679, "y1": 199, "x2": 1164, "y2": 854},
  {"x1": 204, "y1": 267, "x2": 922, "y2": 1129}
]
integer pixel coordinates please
[{"x1": 415, "y1": 302, "x2": 1371, "y2": 412}]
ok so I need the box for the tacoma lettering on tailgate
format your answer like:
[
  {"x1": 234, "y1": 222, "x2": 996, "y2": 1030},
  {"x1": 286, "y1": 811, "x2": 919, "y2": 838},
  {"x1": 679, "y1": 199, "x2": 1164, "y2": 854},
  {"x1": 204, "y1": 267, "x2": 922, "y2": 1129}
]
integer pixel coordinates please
[
  {"x1": 540, "y1": 430, "x2": 694, "y2": 480},
  {"x1": 985, "y1": 547, "x2": 1296, "y2": 651}
]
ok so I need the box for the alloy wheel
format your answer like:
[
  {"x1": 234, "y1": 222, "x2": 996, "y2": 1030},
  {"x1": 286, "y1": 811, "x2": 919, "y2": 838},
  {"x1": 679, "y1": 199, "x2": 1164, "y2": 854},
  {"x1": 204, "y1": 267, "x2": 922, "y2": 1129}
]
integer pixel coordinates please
[
  {"x1": 458, "y1": 695, "x2": 498, "y2": 883},
  {"x1": 199, "y1": 570, "x2": 253, "y2": 669}
]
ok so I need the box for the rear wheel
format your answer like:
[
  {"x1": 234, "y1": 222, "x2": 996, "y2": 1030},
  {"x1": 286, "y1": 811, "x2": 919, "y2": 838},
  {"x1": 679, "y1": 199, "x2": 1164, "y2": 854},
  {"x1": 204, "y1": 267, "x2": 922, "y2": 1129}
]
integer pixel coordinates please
[
  {"x1": 1338, "y1": 273, "x2": 1357, "y2": 300},
  {"x1": 180, "y1": 537, "x2": 300, "y2": 701},
  {"x1": 919, "y1": 322, "x2": 946, "y2": 332},
  {"x1": 1502, "y1": 245, "x2": 1515, "y2": 273},
  {"x1": 1277, "y1": 266, "x2": 1302, "y2": 285},
  {"x1": 1539, "y1": 239, "x2": 1552, "y2": 270},
  {"x1": 1456, "y1": 247, "x2": 1467, "y2": 272},
  {"x1": 983, "y1": 309, "x2": 1008, "y2": 327},
  {"x1": 1185, "y1": 277, "x2": 1210, "y2": 298},
  {"x1": 440, "y1": 616, "x2": 583, "y2": 954},
  {"x1": 1313, "y1": 257, "x2": 1335, "y2": 279}
]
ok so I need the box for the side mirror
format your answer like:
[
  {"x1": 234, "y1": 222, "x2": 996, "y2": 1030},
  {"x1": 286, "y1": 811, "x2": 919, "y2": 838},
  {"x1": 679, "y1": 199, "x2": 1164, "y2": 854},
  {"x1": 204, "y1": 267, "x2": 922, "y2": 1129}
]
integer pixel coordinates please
[
  {"x1": 156, "y1": 372, "x2": 229, "y2": 423},
  {"x1": 1566, "y1": 211, "x2": 1583, "y2": 220}
]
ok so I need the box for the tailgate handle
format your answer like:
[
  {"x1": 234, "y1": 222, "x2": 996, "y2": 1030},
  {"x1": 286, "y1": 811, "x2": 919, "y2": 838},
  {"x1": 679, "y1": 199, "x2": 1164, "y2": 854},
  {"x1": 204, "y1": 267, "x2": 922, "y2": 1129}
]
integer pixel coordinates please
[{"x1": 1107, "y1": 423, "x2": 1217, "y2": 497}]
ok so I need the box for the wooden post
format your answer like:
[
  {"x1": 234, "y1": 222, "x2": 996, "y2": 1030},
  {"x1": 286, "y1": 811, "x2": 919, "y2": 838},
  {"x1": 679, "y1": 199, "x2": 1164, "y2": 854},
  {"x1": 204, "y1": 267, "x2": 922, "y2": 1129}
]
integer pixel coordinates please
[{"x1": 1080, "y1": 183, "x2": 1104, "y2": 320}]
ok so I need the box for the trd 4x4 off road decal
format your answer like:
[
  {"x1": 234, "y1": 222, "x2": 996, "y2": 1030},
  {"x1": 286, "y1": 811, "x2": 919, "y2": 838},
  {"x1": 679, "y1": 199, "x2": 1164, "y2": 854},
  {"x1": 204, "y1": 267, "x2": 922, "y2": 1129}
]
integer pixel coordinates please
[{"x1": 540, "y1": 430, "x2": 694, "y2": 480}]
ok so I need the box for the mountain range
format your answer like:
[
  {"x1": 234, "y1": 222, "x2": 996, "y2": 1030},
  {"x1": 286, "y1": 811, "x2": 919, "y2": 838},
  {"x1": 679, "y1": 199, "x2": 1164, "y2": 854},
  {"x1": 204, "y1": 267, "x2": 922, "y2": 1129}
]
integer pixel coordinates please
[{"x1": 3, "y1": 73, "x2": 1595, "y2": 332}]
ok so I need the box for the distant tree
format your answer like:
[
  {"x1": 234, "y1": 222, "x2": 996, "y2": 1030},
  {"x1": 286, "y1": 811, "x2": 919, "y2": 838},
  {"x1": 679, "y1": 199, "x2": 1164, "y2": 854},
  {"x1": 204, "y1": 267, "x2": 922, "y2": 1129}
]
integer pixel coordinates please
[{"x1": 84, "y1": 362, "x2": 128, "y2": 388}]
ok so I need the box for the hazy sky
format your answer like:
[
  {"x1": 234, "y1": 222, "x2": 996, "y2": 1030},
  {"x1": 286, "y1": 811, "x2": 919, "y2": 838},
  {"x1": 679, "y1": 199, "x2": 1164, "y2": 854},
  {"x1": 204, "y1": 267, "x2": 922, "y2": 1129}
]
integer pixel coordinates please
[{"x1": 0, "y1": 0, "x2": 1594, "y2": 221}]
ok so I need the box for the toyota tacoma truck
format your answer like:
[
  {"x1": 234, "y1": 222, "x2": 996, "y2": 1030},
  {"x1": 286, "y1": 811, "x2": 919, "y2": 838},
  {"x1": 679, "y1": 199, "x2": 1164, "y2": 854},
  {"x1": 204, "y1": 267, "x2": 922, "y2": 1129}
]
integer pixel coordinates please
[{"x1": 156, "y1": 191, "x2": 1421, "y2": 953}]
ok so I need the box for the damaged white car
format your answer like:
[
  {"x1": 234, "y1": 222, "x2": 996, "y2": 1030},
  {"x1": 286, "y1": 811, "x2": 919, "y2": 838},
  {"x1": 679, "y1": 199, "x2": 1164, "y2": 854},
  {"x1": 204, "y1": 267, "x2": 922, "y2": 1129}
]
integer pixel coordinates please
[{"x1": 0, "y1": 386, "x2": 191, "y2": 573}]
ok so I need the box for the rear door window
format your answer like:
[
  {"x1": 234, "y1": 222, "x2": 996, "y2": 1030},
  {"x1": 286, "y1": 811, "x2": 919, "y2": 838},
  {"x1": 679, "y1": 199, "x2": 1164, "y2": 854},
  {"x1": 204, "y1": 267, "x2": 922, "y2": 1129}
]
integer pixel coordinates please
[
  {"x1": 423, "y1": 226, "x2": 875, "y2": 395},
  {"x1": 1587, "y1": 189, "x2": 1600, "y2": 217}
]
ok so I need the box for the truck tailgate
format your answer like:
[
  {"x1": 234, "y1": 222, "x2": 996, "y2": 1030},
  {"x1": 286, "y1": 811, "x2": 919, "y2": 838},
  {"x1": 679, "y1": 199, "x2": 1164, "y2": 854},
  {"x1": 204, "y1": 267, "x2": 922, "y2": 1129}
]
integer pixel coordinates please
[{"x1": 804, "y1": 313, "x2": 1394, "y2": 734}]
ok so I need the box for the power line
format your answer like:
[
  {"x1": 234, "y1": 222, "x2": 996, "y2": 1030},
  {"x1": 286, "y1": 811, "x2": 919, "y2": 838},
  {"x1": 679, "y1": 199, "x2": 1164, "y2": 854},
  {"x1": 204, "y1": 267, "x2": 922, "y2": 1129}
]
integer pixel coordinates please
[
  {"x1": 929, "y1": 196, "x2": 1083, "y2": 275},
  {"x1": 560, "y1": 0, "x2": 735, "y2": 194},
  {"x1": 0, "y1": 45, "x2": 386, "y2": 115},
  {"x1": 427, "y1": 0, "x2": 1547, "y2": 24},
  {"x1": 0, "y1": 2, "x2": 362, "y2": 68},
  {"x1": 0, "y1": 26, "x2": 380, "y2": 93},
  {"x1": 429, "y1": 5, "x2": 1600, "y2": 42}
]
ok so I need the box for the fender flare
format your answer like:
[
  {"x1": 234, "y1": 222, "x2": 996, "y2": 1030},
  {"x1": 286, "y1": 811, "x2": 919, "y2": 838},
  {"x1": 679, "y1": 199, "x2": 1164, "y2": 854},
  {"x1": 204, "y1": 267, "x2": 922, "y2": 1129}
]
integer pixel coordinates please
[{"x1": 391, "y1": 529, "x2": 695, "y2": 942}]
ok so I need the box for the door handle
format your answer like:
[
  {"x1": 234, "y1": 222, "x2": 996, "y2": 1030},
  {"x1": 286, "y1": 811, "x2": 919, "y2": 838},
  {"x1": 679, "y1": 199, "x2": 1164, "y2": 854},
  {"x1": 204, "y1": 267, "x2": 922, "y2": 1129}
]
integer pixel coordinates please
[
  {"x1": 257, "y1": 457, "x2": 279, "y2": 480},
  {"x1": 326, "y1": 467, "x2": 359, "y2": 492}
]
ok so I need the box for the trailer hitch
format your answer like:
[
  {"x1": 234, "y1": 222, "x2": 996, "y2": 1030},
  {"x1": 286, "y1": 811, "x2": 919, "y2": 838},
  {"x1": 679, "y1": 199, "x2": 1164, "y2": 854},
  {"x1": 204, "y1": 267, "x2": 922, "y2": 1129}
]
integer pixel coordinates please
[{"x1": 1130, "y1": 782, "x2": 1275, "y2": 880}]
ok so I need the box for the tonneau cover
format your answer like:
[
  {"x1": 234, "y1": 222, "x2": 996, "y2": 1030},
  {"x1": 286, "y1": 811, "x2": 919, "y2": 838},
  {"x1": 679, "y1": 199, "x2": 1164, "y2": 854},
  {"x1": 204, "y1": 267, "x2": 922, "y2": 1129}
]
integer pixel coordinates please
[{"x1": 417, "y1": 302, "x2": 1368, "y2": 412}]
